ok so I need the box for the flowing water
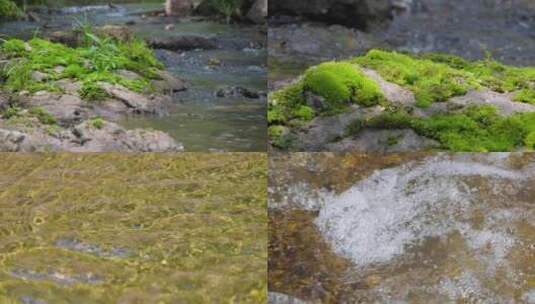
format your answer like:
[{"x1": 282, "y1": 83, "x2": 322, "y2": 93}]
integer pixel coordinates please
[
  {"x1": 0, "y1": 2, "x2": 267, "y2": 152},
  {"x1": 0, "y1": 153, "x2": 267, "y2": 303},
  {"x1": 269, "y1": 153, "x2": 535, "y2": 303}
]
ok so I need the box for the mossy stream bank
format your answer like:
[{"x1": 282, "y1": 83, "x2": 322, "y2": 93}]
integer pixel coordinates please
[
  {"x1": 1, "y1": 2, "x2": 267, "y2": 152},
  {"x1": 0, "y1": 153, "x2": 267, "y2": 303}
]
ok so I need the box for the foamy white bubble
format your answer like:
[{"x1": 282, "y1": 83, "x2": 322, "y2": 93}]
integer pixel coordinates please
[{"x1": 313, "y1": 155, "x2": 530, "y2": 266}]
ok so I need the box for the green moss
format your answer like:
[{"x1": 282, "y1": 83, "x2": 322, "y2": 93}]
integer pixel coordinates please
[
  {"x1": 304, "y1": 62, "x2": 384, "y2": 108},
  {"x1": 1, "y1": 105, "x2": 21, "y2": 119},
  {"x1": 79, "y1": 81, "x2": 110, "y2": 101},
  {"x1": 267, "y1": 62, "x2": 383, "y2": 136},
  {"x1": 354, "y1": 50, "x2": 476, "y2": 108},
  {"x1": 0, "y1": 31, "x2": 160, "y2": 100},
  {"x1": 293, "y1": 105, "x2": 315, "y2": 121},
  {"x1": 89, "y1": 117, "x2": 104, "y2": 129},
  {"x1": 366, "y1": 105, "x2": 535, "y2": 151},
  {"x1": 28, "y1": 107, "x2": 57, "y2": 125},
  {"x1": 0, "y1": 0, "x2": 21, "y2": 19},
  {"x1": 514, "y1": 89, "x2": 535, "y2": 105}
]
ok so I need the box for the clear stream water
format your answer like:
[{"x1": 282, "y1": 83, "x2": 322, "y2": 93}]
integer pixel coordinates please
[
  {"x1": 269, "y1": 153, "x2": 535, "y2": 303},
  {"x1": 0, "y1": 2, "x2": 267, "y2": 152}
]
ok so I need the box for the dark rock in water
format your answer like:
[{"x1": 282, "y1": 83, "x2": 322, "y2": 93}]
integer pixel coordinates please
[
  {"x1": 20, "y1": 296, "x2": 48, "y2": 304},
  {"x1": 246, "y1": 0, "x2": 267, "y2": 24},
  {"x1": 147, "y1": 36, "x2": 217, "y2": 51},
  {"x1": 216, "y1": 86, "x2": 264, "y2": 99},
  {"x1": 165, "y1": 0, "x2": 193, "y2": 17},
  {"x1": 268, "y1": 0, "x2": 393, "y2": 29},
  {"x1": 152, "y1": 70, "x2": 188, "y2": 93}
]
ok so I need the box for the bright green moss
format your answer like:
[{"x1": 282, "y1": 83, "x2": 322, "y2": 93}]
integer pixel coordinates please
[
  {"x1": 0, "y1": 39, "x2": 26, "y2": 57},
  {"x1": 0, "y1": 32, "x2": 160, "y2": 100},
  {"x1": 293, "y1": 105, "x2": 315, "y2": 121},
  {"x1": 354, "y1": 50, "x2": 476, "y2": 108},
  {"x1": 514, "y1": 89, "x2": 535, "y2": 105},
  {"x1": 0, "y1": 0, "x2": 21, "y2": 19},
  {"x1": 304, "y1": 62, "x2": 384, "y2": 108},
  {"x1": 366, "y1": 105, "x2": 535, "y2": 151},
  {"x1": 267, "y1": 61, "x2": 383, "y2": 137},
  {"x1": 524, "y1": 131, "x2": 535, "y2": 149},
  {"x1": 89, "y1": 117, "x2": 105, "y2": 129}
]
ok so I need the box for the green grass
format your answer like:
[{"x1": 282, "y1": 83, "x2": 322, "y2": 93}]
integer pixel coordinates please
[
  {"x1": 0, "y1": 28, "x2": 163, "y2": 101},
  {"x1": 0, "y1": 0, "x2": 21, "y2": 19},
  {"x1": 364, "y1": 105, "x2": 535, "y2": 151},
  {"x1": 89, "y1": 116, "x2": 104, "y2": 129}
]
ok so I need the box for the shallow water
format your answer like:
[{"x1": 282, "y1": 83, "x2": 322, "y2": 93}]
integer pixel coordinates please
[
  {"x1": 269, "y1": 153, "x2": 535, "y2": 303},
  {"x1": 0, "y1": 2, "x2": 267, "y2": 152},
  {"x1": 0, "y1": 153, "x2": 267, "y2": 303}
]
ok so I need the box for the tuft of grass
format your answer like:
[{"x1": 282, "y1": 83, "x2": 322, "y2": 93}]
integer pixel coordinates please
[
  {"x1": 0, "y1": 0, "x2": 21, "y2": 19},
  {"x1": 28, "y1": 107, "x2": 57, "y2": 125},
  {"x1": 210, "y1": 0, "x2": 243, "y2": 24},
  {"x1": 353, "y1": 50, "x2": 475, "y2": 108},
  {"x1": 0, "y1": 28, "x2": 161, "y2": 101},
  {"x1": 89, "y1": 117, "x2": 104, "y2": 129},
  {"x1": 79, "y1": 81, "x2": 110, "y2": 101},
  {"x1": 513, "y1": 89, "x2": 535, "y2": 105}
]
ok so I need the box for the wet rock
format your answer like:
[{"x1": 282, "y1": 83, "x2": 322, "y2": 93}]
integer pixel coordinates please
[
  {"x1": 31, "y1": 71, "x2": 49, "y2": 82},
  {"x1": 268, "y1": 292, "x2": 309, "y2": 304},
  {"x1": 99, "y1": 82, "x2": 168, "y2": 115},
  {"x1": 165, "y1": 23, "x2": 176, "y2": 31},
  {"x1": 268, "y1": 0, "x2": 392, "y2": 29},
  {"x1": 305, "y1": 92, "x2": 329, "y2": 111},
  {"x1": 151, "y1": 70, "x2": 188, "y2": 93},
  {"x1": 71, "y1": 120, "x2": 184, "y2": 152},
  {"x1": 10, "y1": 268, "x2": 103, "y2": 285},
  {"x1": 147, "y1": 35, "x2": 217, "y2": 51},
  {"x1": 20, "y1": 295, "x2": 47, "y2": 304},
  {"x1": 0, "y1": 129, "x2": 26, "y2": 151},
  {"x1": 216, "y1": 86, "x2": 264, "y2": 99},
  {"x1": 326, "y1": 129, "x2": 440, "y2": 152},
  {"x1": 55, "y1": 238, "x2": 132, "y2": 258},
  {"x1": 115, "y1": 69, "x2": 142, "y2": 81},
  {"x1": 48, "y1": 30, "x2": 82, "y2": 47},
  {"x1": 246, "y1": 0, "x2": 267, "y2": 24},
  {"x1": 95, "y1": 25, "x2": 133, "y2": 41},
  {"x1": 291, "y1": 106, "x2": 365, "y2": 151},
  {"x1": 165, "y1": 0, "x2": 193, "y2": 17},
  {"x1": 23, "y1": 92, "x2": 88, "y2": 126}
]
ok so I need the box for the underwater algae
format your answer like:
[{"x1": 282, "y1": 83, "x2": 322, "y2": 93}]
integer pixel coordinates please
[{"x1": 0, "y1": 153, "x2": 267, "y2": 303}]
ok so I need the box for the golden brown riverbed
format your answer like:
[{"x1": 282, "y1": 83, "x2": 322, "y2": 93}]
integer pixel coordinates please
[{"x1": 0, "y1": 153, "x2": 267, "y2": 303}]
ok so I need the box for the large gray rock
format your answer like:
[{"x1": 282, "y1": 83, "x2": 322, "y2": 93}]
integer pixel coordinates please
[
  {"x1": 165, "y1": 0, "x2": 193, "y2": 16},
  {"x1": 0, "y1": 129, "x2": 26, "y2": 152},
  {"x1": 147, "y1": 35, "x2": 217, "y2": 51},
  {"x1": 268, "y1": 0, "x2": 393, "y2": 29},
  {"x1": 247, "y1": 0, "x2": 267, "y2": 24}
]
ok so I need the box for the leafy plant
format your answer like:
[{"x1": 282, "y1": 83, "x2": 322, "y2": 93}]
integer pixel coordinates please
[{"x1": 210, "y1": 0, "x2": 243, "y2": 24}]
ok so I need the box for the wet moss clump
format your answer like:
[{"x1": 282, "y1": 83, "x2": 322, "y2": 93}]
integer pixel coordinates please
[
  {"x1": 268, "y1": 61, "x2": 384, "y2": 145},
  {"x1": 363, "y1": 105, "x2": 535, "y2": 151},
  {"x1": 0, "y1": 0, "x2": 20, "y2": 19},
  {"x1": 0, "y1": 30, "x2": 163, "y2": 101},
  {"x1": 0, "y1": 154, "x2": 267, "y2": 303}
]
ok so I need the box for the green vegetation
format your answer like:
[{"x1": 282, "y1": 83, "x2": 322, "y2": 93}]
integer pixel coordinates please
[
  {"x1": 268, "y1": 61, "x2": 384, "y2": 136},
  {"x1": 28, "y1": 106, "x2": 56, "y2": 125},
  {"x1": 304, "y1": 62, "x2": 384, "y2": 108},
  {"x1": 0, "y1": 0, "x2": 21, "y2": 19},
  {"x1": 362, "y1": 105, "x2": 535, "y2": 151},
  {"x1": 353, "y1": 50, "x2": 476, "y2": 108},
  {"x1": 89, "y1": 116, "x2": 104, "y2": 129},
  {"x1": 210, "y1": 0, "x2": 243, "y2": 24},
  {"x1": 0, "y1": 27, "x2": 163, "y2": 101},
  {"x1": 354, "y1": 50, "x2": 535, "y2": 107},
  {"x1": 0, "y1": 154, "x2": 267, "y2": 303}
]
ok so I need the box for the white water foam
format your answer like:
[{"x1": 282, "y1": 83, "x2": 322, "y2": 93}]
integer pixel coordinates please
[{"x1": 311, "y1": 155, "x2": 531, "y2": 266}]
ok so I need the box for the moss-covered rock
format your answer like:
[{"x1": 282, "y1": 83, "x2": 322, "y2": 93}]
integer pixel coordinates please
[{"x1": 0, "y1": 0, "x2": 21, "y2": 19}]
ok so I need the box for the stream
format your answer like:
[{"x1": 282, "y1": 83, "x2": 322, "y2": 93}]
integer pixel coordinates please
[
  {"x1": 0, "y1": 2, "x2": 267, "y2": 152},
  {"x1": 269, "y1": 153, "x2": 535, "y2": 303}
]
